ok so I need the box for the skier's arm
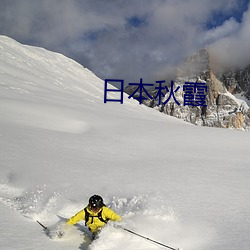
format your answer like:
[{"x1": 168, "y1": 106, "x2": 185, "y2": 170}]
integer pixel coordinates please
[
  {"x1": 67, "y1": 209, "x2": 85, "y2": 225},
  {"x1": 104, "y1": 207, "x2": 122, "y2": 222}
]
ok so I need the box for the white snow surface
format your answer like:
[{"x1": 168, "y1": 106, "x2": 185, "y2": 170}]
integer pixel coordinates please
[{"x1": 0, "y1": 36, "x2": 250, "y2": 250}]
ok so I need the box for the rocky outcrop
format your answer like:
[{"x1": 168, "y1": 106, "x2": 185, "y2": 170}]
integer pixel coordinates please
[
  {"x1": 217, "y1": 66, "x2": 250, "y2": 100},
  {"x1": 125, "y1": 49, "x2": 250, "y2": 130}
]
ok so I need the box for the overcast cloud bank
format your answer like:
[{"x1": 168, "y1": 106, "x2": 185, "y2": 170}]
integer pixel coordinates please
[{"x1": 0, "y1": 0, "x2": 249, "y2": 83}]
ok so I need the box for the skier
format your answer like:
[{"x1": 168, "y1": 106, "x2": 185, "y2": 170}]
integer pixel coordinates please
[{"x1": 66, "y1": 194, "x2": 121, "y2": 239}]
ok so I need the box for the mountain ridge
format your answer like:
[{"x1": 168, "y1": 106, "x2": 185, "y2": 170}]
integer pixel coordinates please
[{"x1": 125, "y1": 48, "x2": 250, "y2": 130}]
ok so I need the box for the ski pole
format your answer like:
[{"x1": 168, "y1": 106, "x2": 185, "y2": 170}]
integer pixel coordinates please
[
  {"x1": 37, "y1": 220, "x2": 48, "y2": 231},
  {"x1": 122, "y1": 227, "x2": 180, "y2": 250}
]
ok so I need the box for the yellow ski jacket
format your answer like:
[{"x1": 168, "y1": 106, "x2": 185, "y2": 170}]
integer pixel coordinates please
[{"x1": 67, "y1": 206, "x2": 121, "y2": 233}]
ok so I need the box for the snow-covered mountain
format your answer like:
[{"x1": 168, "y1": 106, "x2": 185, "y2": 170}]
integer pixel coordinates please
[
  {"x1": 0, "y1": 36, "x2": 250, "y2": 250},
  {"x1": 217, "y1": 65, "x2": 250, "y2": 101},
  {"x1": 126, "y1": 49, "x2": 250, "y2": 130}
]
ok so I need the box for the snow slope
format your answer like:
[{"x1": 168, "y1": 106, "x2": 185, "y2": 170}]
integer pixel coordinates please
[{"x1": 0, "y1": 35, "x2": 250, "y2": 250}]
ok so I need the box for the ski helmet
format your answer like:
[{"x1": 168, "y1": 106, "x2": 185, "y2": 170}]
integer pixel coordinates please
[{"x1": 89, "y1": 195, "x2": 104, "y2": 210}]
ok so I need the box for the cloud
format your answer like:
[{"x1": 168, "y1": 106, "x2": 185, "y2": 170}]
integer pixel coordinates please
[
  {"x1": 209, "y1": 3, "x2": 250, "y2": 69},
  {"x1": 0, "y1": 0, "x2": 249, "y2": 83},
  {"x1": 200, "y1": 18, "x2": 240, "y2": 45}
]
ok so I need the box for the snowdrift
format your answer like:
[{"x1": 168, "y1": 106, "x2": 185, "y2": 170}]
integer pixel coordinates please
[{"x1": 0, "y1": 36, "x2": 250, "y2": 250}]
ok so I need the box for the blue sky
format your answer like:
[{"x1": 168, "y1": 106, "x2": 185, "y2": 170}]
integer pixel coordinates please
[
  {"x1": 0, "y1": 0, "x2": 249, "y2": 84},
  {"x1": 206, "y1": 0, "x2": 249, "y2": 28}
]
